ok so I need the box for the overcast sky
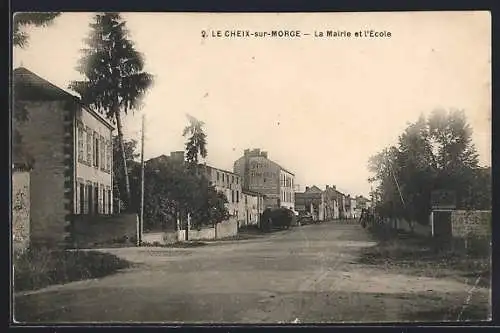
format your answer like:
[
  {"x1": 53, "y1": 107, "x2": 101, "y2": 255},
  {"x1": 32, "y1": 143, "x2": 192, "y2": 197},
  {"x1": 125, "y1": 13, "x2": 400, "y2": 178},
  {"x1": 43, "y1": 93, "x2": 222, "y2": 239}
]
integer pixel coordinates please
[{"x1": 13, "y1": 11, "x2": 491, "y2": 197}]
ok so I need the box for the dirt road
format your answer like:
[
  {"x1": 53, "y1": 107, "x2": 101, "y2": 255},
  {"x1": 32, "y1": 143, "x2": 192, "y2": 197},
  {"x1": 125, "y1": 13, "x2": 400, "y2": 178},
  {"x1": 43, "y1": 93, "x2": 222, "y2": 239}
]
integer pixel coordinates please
[{"x1": 14, "y1": 221, "x2": 489, "y2": 323}]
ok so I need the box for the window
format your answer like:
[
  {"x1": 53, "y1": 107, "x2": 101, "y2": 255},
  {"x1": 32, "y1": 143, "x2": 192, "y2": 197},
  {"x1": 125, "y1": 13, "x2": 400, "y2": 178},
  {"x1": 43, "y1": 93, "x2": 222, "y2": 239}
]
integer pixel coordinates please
[
  {"x1": 100, "y1": 136, "x2": 105, "y2": 171},
  {"x1": 217, "y1": 172, "x2": 220, "y2": 181},
  {"x1": 77, "y1": 123, "x2": 85, "y2": 163},
  {"x1": 93, "y1": 132, "x2": 99, "y2": 168},
  {"x1": 86, "y1": 127, "x2": 93, "y2": 164},
  {"x1": 245, "y1": 195, "x2": 247, "y2": 205},
  {"x1": 222, "y1": 174, "x2": 225, "y2": 182},
  {"x1": 232, "y1": 175, "x2": 234, "y2": 183},
  {"x1": 231, "y1": 190, "x2": 235, "y2": 203},
  {"x1": 236, "y1": 191, "x2": 239, "y2": 203},
  {"x1": 107, "y1": 140, "x2": 112, "y2": 172},
  {"x1": 236, "y1": 177, "x2": 239, "y2": 184}
]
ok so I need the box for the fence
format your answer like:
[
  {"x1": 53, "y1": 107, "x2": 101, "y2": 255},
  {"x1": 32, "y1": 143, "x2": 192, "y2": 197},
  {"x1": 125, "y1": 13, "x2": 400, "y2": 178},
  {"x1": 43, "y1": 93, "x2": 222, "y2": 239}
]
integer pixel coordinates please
[{"x1": 68, "y1": 213, "x2": 138, "y2": 248}]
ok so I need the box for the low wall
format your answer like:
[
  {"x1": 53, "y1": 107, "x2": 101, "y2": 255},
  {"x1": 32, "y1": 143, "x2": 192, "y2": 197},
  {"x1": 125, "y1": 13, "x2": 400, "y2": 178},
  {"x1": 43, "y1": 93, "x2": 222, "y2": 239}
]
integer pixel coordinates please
[
  {"x1": 216, "y1": 218, "x2": 238, "y2": 238},
  {"x1": 188, "y1": 227, "x2": 216, "y2": 241},
  {"x1": 12, "y1": 170, "x2": 31, "y2": 254},
  {"x1": 451, "y1": 210, "x2": 491, "y2": 255},
  {"x1": 69, "y1": 213, "x2": 137, "y2": 248},
  {"x1": 451, "y1": 210, "x2": 491, "y2": 238},
  {"x1": 143, "y1": 218, "x2": 239, "y2": 244}
]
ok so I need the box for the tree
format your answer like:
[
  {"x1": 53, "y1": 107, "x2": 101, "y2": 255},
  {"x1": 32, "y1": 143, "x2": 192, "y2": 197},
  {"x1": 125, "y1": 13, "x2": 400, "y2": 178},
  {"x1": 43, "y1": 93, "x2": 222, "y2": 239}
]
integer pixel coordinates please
[
  {"x1": 368, "y1": 109, "x2": 485, "y2": 225},
  {"x1": 13, "y1": 12, "x2": 61, "y2": 48},
  {"x1": 183, "y1": 114, "x2": 207, "y2": 169},
  {"x1": 69, "y1": 12, "x2": 153, "y2": 211},
  {"x1": 142, "y1": 156, "x2": 229, "y2": 231},
  {"x1": 112, "y1": 136, "x2": 140, "y2": 212}
]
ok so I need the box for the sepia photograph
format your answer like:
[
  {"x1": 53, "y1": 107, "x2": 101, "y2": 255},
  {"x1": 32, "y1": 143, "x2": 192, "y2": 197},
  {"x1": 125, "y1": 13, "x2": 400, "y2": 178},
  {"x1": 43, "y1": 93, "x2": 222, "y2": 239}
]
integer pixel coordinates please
[{"x1": 11, "y1": 11, "x2": 491, "y2": 324}]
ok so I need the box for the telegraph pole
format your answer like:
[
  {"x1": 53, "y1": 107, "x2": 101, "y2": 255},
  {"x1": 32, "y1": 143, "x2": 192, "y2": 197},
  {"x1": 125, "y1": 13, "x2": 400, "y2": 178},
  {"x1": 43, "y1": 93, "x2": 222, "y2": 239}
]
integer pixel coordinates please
[{"x1": 139, "y1": 114, "x2": 145, "y2": 246}]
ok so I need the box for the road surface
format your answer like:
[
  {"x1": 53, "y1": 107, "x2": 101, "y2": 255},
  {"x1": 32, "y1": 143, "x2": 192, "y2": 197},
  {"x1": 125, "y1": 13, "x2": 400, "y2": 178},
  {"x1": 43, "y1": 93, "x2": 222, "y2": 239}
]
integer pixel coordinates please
[{"x1": 14, "y1": 221, "x2": 488, "y2": 324}]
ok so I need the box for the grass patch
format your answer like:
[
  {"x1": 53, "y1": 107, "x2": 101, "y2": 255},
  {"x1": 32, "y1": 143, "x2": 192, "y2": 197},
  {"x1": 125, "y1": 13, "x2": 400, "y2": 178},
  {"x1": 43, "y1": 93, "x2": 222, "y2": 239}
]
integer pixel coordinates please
[
  {"x1": 14, "y1": 248, "x2": 131, "y2": 292},
  {"x1": 404, "y1": 303, "x2": 490, "y2": 322},
  {"x1": 359, "y1": 225, "x2": 491, "y2": 285}
]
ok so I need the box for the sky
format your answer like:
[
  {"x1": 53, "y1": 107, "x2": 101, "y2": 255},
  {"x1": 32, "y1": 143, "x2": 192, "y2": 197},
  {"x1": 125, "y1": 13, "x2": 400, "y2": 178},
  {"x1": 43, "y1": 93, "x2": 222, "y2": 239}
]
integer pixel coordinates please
[{"x1": 13, "y1": 11, "x2": 491, "y2": 197}]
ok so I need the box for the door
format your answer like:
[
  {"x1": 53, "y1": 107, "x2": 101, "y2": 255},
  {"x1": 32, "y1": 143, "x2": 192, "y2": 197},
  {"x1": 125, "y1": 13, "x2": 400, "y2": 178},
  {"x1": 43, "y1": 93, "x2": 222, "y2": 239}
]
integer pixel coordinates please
[
  {"x1": 433, "y1": 211, "x2": 452, "y2": 239},
  {"x1": 87, "y1": 184, "x2": 93, "y2": 214},
  {"x1": 79, "y1": 183, "x2": 85, "y2": 214}
]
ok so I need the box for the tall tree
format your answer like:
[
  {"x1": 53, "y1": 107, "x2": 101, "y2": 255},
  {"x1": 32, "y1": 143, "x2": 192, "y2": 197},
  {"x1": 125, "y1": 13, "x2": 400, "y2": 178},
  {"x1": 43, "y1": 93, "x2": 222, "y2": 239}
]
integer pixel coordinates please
[
  {"x1": 368, "y1": 109, "x2": 486, "y2": 224},
  {"x1": 112, "y1": 136, "x2": 140, "y2": 211},
  {"x1": 69, "y1": 13, "x2": 153, "y2": 210},
  {"x1": 182, "y1": 114, "x2": 207, "y2": 169},
  {"x1": 13, "y1": 12, "x2": 61, "y2": 48}
]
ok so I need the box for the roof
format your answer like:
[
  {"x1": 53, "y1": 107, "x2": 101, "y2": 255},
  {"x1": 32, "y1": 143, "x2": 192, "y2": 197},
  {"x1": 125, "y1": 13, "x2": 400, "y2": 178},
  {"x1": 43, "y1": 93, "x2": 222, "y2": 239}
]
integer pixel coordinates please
[
  {"x1": 305, "y1": 185, "x2": 323, "y2": 193},
  {"x1": 13, "y1": 67, "x2": 115, "y2": 130},
  {"x1": 202, "y1": 163, "x2": 240, "y2": 176},
  {"x1": 242, "y1": 189, "x2": 265, "y2": 197},
  {"x1": 14, "y1": 67, "x2": 77, "y2": 101},
  {"x1": 240, "y1": 153, "x2": 295, "y2": 176}
]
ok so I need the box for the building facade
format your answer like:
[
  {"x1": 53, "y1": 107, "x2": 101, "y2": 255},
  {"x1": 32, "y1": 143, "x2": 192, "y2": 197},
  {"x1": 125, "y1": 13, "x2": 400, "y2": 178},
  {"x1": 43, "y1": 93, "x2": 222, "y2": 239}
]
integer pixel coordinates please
[
  {"x1": 234, "y1": 148, "x2": 295, "y2": 210},
  {"x1": 13, "y1": 67, "x2": 115, "y2": 248},
  {"x1": 295, "y1": 185, "x2": 325, "y2": 221},
  {"x1": 200, "y1": 164, "x2": 244, "y2": 225},
  {"x1": 240, "y1": 189, "x2": 265, "y2": 227},
  {"x1": 323, "y1": 185, "x2": 340, "y2": 220}
]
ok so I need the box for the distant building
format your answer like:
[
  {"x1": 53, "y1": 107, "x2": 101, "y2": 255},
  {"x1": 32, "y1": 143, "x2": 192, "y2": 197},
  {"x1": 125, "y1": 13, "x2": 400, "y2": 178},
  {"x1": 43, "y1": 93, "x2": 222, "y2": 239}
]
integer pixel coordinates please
[
  {"x1": 355, "y1": 195, "x2": 372, "y2": 215},
  {"x1": 234, "y1": 149, "x2": 295, "y2": 210},
  {"x1": 200, "y1": 163, "x2": 243, "y2": 224},
  {"x1": 240, "y1": 189, "x2": 266, "y2": 228},
  {"x1": 13, "y1": 67, "x2": 115, "y2": 248},
  {"x1": 324, "y1": 185, "x2": 340, "y2": 220},
  {"x1": 295, "y1": 185, "x2": 325, "y2": 221}
]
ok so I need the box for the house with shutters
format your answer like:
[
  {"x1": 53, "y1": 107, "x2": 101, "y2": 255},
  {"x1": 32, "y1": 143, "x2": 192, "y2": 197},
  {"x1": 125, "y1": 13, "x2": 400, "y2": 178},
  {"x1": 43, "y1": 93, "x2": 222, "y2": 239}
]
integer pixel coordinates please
[{"x1": 13, "y1": 67, "x2": 115, "y2": 248}]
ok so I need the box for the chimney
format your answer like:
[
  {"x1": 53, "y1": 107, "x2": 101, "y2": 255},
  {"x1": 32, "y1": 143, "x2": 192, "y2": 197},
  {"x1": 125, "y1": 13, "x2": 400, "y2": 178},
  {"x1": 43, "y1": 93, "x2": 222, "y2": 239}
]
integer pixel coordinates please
[
  {"x1": 305, "y1": 186, "x2": 310, "y2": 192},
  {"x1": 261, "y1": 151, "x2": 268, "y2": 158},
  {"x1": 326, "y1": 185, "x2": 330, "y2": 189},
  {"x1": 244, "y1": 149, "x2": 250, "y2": 156}
]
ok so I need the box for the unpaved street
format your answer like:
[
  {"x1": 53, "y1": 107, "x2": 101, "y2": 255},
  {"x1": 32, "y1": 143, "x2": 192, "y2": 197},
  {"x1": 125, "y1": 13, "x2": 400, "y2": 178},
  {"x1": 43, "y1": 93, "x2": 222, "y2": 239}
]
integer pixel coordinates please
[{"x1": 14, "y1": 221, "x2": 489, "y2": 323}]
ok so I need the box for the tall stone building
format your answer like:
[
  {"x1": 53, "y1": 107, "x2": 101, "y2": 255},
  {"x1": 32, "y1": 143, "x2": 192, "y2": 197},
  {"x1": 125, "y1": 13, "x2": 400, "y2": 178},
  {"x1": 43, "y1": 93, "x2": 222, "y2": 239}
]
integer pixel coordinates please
[
  {"x1": 13, "y1": 67, "x2": 115, "y2": 248},
  {"x1": 234, "y1": 149, "x2": 295, "y2": 210}
]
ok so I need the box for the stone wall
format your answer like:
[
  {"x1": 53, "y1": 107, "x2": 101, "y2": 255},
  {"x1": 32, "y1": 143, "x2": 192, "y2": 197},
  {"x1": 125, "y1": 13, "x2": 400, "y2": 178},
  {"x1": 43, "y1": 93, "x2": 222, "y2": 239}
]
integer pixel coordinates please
[
  {"x1": 451, "y1": 210, "x2": 491, "y2": 238},
  {"x1": 143, "y1": 217, "x2": 239, "y2": 244},
  {"x1": 216, "y1": 218, "x2": 238, "y2": 238},
  {"x1": 12, "y1": 170, "x2": 30, "y2": 254},
  {"x1": 14, "y1": 100, "x2": 70, "y2": 248},
  {"x1": 68, "y1": 213, "x2": 138, "y2": 248}
]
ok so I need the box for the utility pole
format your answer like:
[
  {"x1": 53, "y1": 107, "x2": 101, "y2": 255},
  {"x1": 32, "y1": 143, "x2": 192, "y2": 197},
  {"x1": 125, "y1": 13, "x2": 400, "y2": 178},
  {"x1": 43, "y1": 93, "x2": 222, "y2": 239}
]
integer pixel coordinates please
[{"x1": 139, "y1": 114, "x2": 145, "y2": 246}]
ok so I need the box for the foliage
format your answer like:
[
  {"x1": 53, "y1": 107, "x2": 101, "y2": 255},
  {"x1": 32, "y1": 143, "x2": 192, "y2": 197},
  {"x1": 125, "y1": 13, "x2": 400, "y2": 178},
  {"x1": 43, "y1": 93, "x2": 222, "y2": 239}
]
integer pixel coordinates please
[
  {"x1": 14, "y1": 248, "x2": 130, "y2": 292},
  {"x1": 142, "y1": 157, "x2": 229, "y2": 231},
  {"x1": 368, "y1": 109, "x2": 488, "y2": 223},
  {"x1": 183, "y1": 114, "x2": 207, "y2": 168},
  {"x1": 69, "y1": 12, "x2": 153, "y2": 210},
  {"x1": 13, "y1": 12, "x2": 61, "y2": 48}
]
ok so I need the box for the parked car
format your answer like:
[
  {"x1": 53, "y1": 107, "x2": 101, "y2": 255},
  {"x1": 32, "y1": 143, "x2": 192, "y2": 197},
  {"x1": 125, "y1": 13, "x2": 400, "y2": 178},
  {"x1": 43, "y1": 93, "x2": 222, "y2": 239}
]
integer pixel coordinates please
[{"x1": 298, "y1": 212, "x2": 314, "y2": 225}]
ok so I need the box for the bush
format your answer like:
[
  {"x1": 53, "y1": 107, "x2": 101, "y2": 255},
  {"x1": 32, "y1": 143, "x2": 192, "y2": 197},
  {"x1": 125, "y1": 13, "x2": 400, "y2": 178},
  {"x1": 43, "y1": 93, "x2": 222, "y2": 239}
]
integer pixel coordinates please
[{"x1": 14, "y1": 248, "x2": 131, "y2": 292}]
